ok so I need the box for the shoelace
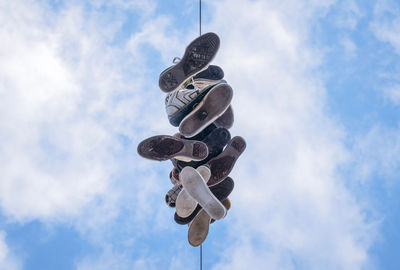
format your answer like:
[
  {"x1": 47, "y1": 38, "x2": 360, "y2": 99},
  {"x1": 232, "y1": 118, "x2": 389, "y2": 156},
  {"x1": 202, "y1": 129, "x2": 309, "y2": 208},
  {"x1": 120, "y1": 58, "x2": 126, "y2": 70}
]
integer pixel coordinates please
[
  {"x1": 172, "y1": 57, "x2": 181, "y2": 64},
  {"x1": 171, "y1": 57, "x2": 201, "y2": 91}
]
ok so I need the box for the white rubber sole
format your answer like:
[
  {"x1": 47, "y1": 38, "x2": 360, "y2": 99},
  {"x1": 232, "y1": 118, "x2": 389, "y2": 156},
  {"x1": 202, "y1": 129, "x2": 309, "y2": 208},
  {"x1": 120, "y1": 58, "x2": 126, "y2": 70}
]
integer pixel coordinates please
[
  {"x1": 180, "y1": 166, "x2": 226, "y2": 220},
  {"x1": 176, "y1": 166, "x2": 211, "y2": 217}
]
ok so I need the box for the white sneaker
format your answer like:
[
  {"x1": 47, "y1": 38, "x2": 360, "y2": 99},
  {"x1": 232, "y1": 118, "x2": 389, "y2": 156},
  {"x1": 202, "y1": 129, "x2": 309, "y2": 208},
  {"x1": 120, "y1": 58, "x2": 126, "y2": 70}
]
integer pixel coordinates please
[
  {"x1": 175, "y1": 166, "x2": 211, "y2": 217},
  {"x1": 180, "y1": 166, "x2": 226, "y2": 220}
]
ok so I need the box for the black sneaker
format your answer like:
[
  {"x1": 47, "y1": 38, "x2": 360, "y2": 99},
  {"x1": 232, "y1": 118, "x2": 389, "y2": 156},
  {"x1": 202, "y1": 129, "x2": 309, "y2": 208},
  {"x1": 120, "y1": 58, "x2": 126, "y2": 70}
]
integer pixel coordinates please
[
  {"x1": 137, "y1": 135, "x2": 208, "y2": 162},
  {"x1": 179, "y1": 83, "x2": 233, "y2": 138},
  {"x1": 207, "y1": 136, "x2": 246, "y2": 186},
  {"x1": 159, "y1": 32, "x2": 220, "y2": 93},
  {"x1": 175, "y1": 127, "x2": 231, "y2": 170}
]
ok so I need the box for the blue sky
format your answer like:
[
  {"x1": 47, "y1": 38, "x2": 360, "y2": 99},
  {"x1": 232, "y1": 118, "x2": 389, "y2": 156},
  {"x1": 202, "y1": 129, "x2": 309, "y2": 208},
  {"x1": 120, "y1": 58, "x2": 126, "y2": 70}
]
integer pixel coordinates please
[{"x1": 0, "y1": 0, "x2": 400, "y2": 269}]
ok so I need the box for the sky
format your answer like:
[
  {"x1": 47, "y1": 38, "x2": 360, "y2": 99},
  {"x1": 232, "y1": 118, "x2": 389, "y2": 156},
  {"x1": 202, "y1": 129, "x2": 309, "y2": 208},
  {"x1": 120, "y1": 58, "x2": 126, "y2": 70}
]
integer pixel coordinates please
[{"x1": 0, "y1": 0, "x2": 400, "y2": 269}]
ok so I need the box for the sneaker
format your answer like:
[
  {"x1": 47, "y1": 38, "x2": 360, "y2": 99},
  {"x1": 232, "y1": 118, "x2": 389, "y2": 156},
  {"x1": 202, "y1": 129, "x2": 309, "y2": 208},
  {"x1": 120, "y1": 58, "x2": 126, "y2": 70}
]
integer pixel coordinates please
[
  {"x1": 214, "y1": 105, "x2": 234, "y2": 129},
  {"x1": 165, "y1": 68, "x2": 224, "y2": 127},
  {"x1": 165, "y1": 183, "x2": 182, "y2": 208},
  {"x1": 207, "y1": 136, "x2": 246, "y2": 186},
  {"x1": 180, "y1": 166, "x2": 226, "y2": 220},
  {"x1": 159, "y1": 32, "x2": 220, "y2": 93},
  {"x1": 169, "y1": 168, "x2": 180, "y2": 185},
  {"x1": 137, "y1": 135, "x2": 208, "y2": 161},
  {"x1": 174, "y1": 177, "x2": 234, "y2": 225},
  {"x1": 179, "y1": 83, "x2": 233, "y2": 138},
  {"x1": 176, "y1": 166, "x2": 211, "y2": 218},
  {"x1": 210, "y1": 198, "x2": 231, "y2": 224},
  {"x1": 175, "y1": 127, "x2": 231, "y2": 171},
  {"x1": 188, "y1": 197, "x2": 232, "y2": 246},
  {"x1": 187, "y1": 208, "x2": 210, "y2": 246}
]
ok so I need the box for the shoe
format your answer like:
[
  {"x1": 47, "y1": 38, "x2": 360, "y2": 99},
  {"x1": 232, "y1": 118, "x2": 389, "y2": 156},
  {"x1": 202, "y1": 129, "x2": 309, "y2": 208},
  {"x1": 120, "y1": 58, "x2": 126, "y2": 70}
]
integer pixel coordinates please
[
  {"x1": 207, "y1": 136, "x2": 246, "y2": 186},
  {"x1": 188, "y1": 209, "x2": 210, "y2": 246},
  {"x1": 137, "y1": 135, "x2": 208, "y2": 161},
  {"x1": 179, "y1": 83, "x2": 233, "y2": 138},
  {"x1": 180, "y1": 167, "x2": 226, "y2": 220},
  {"x1": 165, "y1": 68, "x2": 225, "y2": 127},
  {"x1": 214, "y1": 105, "x2": 234, "y2": 129},
  {"x1": 210, "y1": 198, "x2": 231, "y2": 224},
  {"x1": 169, "y1": 168, "x2": 180, "y2": 185},
  {"x1": 174, "y1": 177, "x2": 234, "y2": 225},
  {"x1": 188, "y1": 197, "x2": 232, "y2": 246},
  {"x1": 165, "y1": 183, "x2": 182, "y2": 208},
  {"x1": 175, "y1": 127, "x2": 231, "y2": 171},
  {"x1": 176, "y1": 166, "x2": 211, "y2": 218},
  {"x1": 159, "y1": 32, "x2": 220, "y2": 93}
]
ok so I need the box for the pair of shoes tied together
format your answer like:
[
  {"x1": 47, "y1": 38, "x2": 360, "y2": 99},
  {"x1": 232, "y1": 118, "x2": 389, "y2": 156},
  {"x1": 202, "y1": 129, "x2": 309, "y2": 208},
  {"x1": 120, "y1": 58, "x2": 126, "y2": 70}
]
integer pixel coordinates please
[{"x1": 137, "y1": 32, "x2": 247, "y2": 247}]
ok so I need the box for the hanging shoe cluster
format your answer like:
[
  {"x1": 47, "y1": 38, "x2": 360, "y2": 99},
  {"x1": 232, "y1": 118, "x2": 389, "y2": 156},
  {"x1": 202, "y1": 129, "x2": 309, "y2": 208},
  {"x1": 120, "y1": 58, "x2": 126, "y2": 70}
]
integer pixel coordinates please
[{"x1": 137, "y1": 32, "x2": 246, "y2": 247}]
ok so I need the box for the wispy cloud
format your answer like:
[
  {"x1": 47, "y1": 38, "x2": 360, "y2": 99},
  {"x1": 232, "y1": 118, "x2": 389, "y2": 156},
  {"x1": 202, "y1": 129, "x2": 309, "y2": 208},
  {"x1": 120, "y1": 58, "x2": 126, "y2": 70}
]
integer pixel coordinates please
[
  {"x1": 202, "y1": 0, "x2": 374, "y2": 268},
  {"x1": 0, "y1": 231, "x2": 20, "y2": 270},
  {"x1": 0, "y1": 0, "x2": 389, "y2": 269}
]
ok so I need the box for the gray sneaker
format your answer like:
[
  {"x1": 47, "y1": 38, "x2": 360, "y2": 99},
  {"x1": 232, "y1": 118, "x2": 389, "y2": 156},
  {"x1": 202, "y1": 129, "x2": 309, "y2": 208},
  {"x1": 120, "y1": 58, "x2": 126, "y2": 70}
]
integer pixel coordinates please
[
  {"x1": 165, "y1": 66, "x2": 225, "y2": 127},
  {"x1": 165, "y1": 183, "x2": 182, "y2": 208}
]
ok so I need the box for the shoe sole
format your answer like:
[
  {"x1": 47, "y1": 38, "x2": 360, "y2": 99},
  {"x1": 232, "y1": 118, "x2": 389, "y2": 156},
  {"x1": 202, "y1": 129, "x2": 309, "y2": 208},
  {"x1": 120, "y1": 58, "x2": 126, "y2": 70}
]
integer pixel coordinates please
[
  {"x1": 176, "y1": 166, "x2": 211, "y2": 218},
  {"x1": 193, "y1": 65, "x2": 224, "y2": 83},
  {"x1": 188, "y1": 209, "x2": 211, "y2": 247},
  {"x1": 168, "y1": 84, "x2": 214, "y2": 127},
  {"x1": 159, "y1": 33, "x2": 220, "y2": 93},
  {"x1": 214, "y1": 105, "x2": 234, "y2": 129},
  {"x1": 210, "y1": 198, "x2": 231, "y2": 224},
  {"x1": 179, "y1": 83, "x2": 233, "y2": 138},
  {"x1": 137, "y1": 135, "x2": 208, "y2": 161},
  {"x1": 207, "y1": 136, "x2": 246, "y2": 186},
  {"x1": 181, "y1": 167, "x2": 226, "y2": 220},
  {"x1": 174, "y1": 177, "x2": 234, "y2": 225},
  {"x1": 176, "y1": 127, "x2": 231, "y2": 170}
]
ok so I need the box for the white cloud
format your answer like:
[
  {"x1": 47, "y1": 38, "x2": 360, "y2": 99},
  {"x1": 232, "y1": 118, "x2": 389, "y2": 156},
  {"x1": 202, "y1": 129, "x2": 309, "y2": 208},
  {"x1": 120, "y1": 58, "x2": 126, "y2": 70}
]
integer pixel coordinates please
[
  {"x1": 198, "y1": 0, "x2": 374, "y2": 268},
  {"x1": 371, "y1": 0, "x2": 400, "y2": 54},
  {"x1": 351, "y1": 125, "x2": 400, "y2": 183},
  {"x1": 0, "y1": 231, "x2": 21, "y2": 270},
  {"x1": 383, "y1": 84, "x2": 400, "y2": 105},
  {"x1": 0, "y1": 0, "x2": 381, "y2": 269},
  {"x1": 0, "y1": 0, "x2": 173, "y2": 224},
  {"x1": 334, "y1": 0, "x2": 363, "y2": 30}
]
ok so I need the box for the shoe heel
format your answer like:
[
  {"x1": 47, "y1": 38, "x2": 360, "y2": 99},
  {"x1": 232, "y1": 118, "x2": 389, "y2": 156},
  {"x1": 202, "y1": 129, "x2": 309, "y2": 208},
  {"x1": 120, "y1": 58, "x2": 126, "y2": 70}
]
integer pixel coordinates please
[
  {"x1": 192, "y1": 142, "x2": 208, "y2": 159},
  {"x1": 231, "y1": 136, "x2": 246, "y2": 153}
]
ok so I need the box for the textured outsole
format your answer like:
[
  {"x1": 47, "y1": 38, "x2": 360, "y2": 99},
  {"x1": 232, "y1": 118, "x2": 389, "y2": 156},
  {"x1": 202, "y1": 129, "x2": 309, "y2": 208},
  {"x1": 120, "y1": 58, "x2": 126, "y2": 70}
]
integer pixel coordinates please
[
  {"x1": 210, "y1": 197, "x2": 231, "y2": 224},
  {"x1": 207, "y1": 136, "x2": 246, "y2": 186},
  {"x1": 214, "y1": 105, "x2": 234, "y2": 129},
  {"x1": 137, "y1": 135, "x2": 208, "y2": 161},
  {"x1": 176, "y1": 127, "x2": 231, "y2": 170},
  {"x1": 188, "y1": 209, "x2": 211, "y2": 247},
  {"x1": 181, "y1": 167, "x2": 226, "y2": 220},
  {"x1": 174, "y1": 177, "x2": 234, "y2": 225},
  {"x1": 179, "y1": 83, "x2": 233, "y2": 138},
  {"x1": 159, "y1": 33, "x2": 220, "y2": 93},
  {"x1": 193, "y1": 65, "x2": 224, "y2": 83},
  {"x1": 168, "y1": 84, "x2": 214, "y2": 127},
  {"x1": 176, "y1": 166, "x2": 210, "y2": 218}
]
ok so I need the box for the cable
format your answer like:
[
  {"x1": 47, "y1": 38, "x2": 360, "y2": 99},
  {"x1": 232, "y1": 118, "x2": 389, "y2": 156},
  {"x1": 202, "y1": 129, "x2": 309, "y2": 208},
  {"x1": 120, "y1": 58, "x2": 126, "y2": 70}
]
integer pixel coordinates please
[
  {"x1": 200, "y1": 244, "x2": 203, "y2": 270},
  {"x1": 199, "y1": 0, "x2": 202, "y2": 36}
]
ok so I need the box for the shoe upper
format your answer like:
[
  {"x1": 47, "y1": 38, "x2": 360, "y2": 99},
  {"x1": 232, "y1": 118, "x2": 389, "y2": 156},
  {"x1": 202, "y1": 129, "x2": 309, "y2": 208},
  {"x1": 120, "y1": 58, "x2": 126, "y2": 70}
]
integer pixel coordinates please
[
  {"x1": 165, "y1": 85, "x2": 204, "y2": 117},
  {"x1": 165, "y1": 65, "x2": 225, "y2": 117}
]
